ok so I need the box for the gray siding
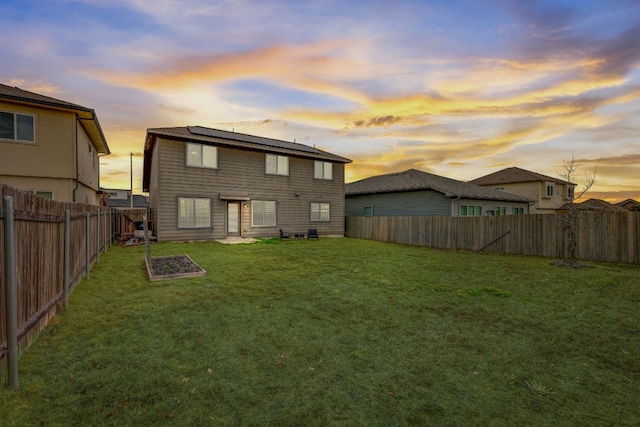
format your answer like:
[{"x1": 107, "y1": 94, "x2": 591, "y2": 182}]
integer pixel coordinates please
[
  {"x1": 346, "y1": 191, "x2": 530, "y2": 217},
  {"x1": 153, "y1": 137, "x2": 346, "y2": 241},
  {"x1": 148, "y1": 140, "x2": 161, "y2": 238},
  {"x1": 346, "y1": 190, "x2": 451, "y2": 216},
  {"x1": 451, "y1": 198, "x2": 530, "y2": 217}
]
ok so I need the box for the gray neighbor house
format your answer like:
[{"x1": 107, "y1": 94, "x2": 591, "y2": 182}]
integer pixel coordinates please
[
  {"x1": 142, "y1": 126, "x2": 351, "y2": 241},
  {"x1": 346, "y1": 169, "x2": 533, "y2": 217}
]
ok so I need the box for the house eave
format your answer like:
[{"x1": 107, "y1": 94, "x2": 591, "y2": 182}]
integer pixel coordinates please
[{"x1": 1, "y1": 94, "x2": 110, "y2": 155}]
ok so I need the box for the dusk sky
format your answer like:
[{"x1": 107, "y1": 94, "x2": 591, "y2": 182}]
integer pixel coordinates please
[{"x1": 2, "y1": 0, "x2": 639, "y2": 201}]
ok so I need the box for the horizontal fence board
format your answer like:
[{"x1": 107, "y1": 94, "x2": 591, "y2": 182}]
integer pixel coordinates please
[{"x1": 346, "y1": 212, "x2": 640, "y2": 264}]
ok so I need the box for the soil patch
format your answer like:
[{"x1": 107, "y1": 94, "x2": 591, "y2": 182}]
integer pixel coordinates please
[{"x1": 146, "y1": 254, "x2": 206, "y2": 281}]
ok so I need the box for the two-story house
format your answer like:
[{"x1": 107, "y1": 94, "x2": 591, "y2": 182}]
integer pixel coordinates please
[
  {"x1": 469, "y1": 167, "x2": 575, "y2": 214},
  {"x1": 346, "y1": 168, "x2": 533, "y2": 217},
  {"x1": 0, "y1": 83, "x2": 110, "y2": 204},
  {"x1": 142, "y1": 126, "x2": 352, "y2": 241}
]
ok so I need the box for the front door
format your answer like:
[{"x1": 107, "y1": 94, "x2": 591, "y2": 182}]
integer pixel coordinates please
[{"x1": 227, "y1": 202, "x2": 241, "y2": 237}]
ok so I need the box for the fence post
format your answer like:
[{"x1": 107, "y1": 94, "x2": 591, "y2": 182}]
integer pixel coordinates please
[
  {"x1": 3, "y1": 196, "x2": 19, "y2": 390},
  {"x1": 85, "y1": 212, "x2": 90, "y2": 278},
  {"x1": 96, "y1": 208, "x2": 100, "y2": 264},
  {"x1": 104, "y1": 210, "x2": 108, "y2": 249},
  {"x1": 143, "y1": 214, "x2": 151, "y2": 265},
  {"x1": 63, "y1": 210, "x2": 70, "y2": 307}
]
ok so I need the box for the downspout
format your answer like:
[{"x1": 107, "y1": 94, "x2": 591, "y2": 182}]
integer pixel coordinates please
[
  {"x1": 451, "y1": 194, "x2": 461, "y2": 216},
  {"x1": 73, "y1": 115, "x2": 79, "y2": 202}
]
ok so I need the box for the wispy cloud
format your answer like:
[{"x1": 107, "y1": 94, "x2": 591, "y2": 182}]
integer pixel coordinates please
[{"x1": 2, "y1": 0, "x2": 639, "y2": 201}]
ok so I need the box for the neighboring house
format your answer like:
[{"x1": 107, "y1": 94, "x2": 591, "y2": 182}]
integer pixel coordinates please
[
  {"x1": 142, "y1": 126, "x2": 351, "y2": 241},
  {"x1": 0, "y1": 83, "x2": 110, "y2": 204},
  {"x1": 616, "y1": 198, "x2": 640, "y2": 211},
  {"x1": 469, "y1": 167, "x2": 576, "y2": 214},
  {"x1": 345, "y1": 169, "x2": 533, "y2": 217},
  {"x1": 102, "y1": 188, "x2": 149, "y2": 209},
  {"x1": 559, "y1": 198, "x2": 627, "y2": 212}
]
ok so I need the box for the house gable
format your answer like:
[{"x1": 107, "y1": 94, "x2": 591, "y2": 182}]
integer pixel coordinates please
[
  {"x1": 143, "y1": 126, "x2": 351, "y2": 241},
  {"x1": 616, "y1": 198, "x2": 640, "y2": 211},
  {"x1": 0, "y1": 83, "x2": 110, "y2": 204},
  {"x1": 470, "y1": 166, "x2": 576, "y2": 214}
]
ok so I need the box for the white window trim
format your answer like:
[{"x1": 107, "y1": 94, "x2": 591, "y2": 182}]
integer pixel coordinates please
[
  {"x1": 544, "y1": 183, "x2": 554, "y2": 198},
  {"x1": 314, "y1": 161, "x2": 333, "y2": 180},
  {"x1": 251, "y1": 200, "x2": 277, "y2": 227},
  {"x1": 460, "y1": 205, "x2": 482, "y2": 217},
  {"x1": 265, "y1": 154, "x2": 289, "y2": 176},
  {"x1": 311, "y1": 202, "x2": 330, "y2": 222},
  {"x1": 0, "y1": 110, "x2": 36, "y2": 143},
  {"x1": 178, "y1": 197, "x2": 211, "y2": 228},
  {"x1": 186, "y1": 143, "x2": 218, "y2": 169}
]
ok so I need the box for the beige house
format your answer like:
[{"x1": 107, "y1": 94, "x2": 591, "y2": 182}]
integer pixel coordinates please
[
  {"x1": 0, "y1": 83, "x2": 110, "y2": 204},
  {"x1": 470, "y1": 167, "x2": 575, "y2": 214},
  {"x1": 142, "y1": 126, "x2": 351, "y2": 241}
]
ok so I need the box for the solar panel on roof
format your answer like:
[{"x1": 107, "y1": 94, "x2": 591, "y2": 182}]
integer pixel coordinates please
[{"x1": 187, "y1": 126, "x2": 320, "y2": 154}]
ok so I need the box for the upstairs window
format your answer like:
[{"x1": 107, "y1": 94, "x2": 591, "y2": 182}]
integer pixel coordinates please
[
  {"x1": 186, "y1": 143, "x2": 217, "y2": 168},
  {"x1": 545, "y1": 184, "x2": 554, "y2": 197},
  {"x1": 0, "y1": 111, "x2": 35, "y2": 142},
  {"x1": 513, "y1": 207, "x2": 524, "y2": 215},
  {"x1": 266, "y1": 154, "x2": 288, "y2": 175},
  {"x1": 314, "y1": 161, "x2": 333, "y2": 180},
  {"x1": 495, "y1": 206, "x2": 507, "y2": 215}
]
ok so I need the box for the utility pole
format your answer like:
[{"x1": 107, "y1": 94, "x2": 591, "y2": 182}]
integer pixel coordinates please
[{"x1": 130, "y1": 152, "x2": 134, "y2": 208}]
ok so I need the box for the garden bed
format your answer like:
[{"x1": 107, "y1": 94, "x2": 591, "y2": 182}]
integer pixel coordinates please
[{"x1": 145, "y1": 254, "x2": 206, "y2": 281}]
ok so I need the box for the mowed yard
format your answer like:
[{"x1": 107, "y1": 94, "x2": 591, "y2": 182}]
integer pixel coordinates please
[{"x1": 1, "y1": 238, "x2": 639, "y2": 426}]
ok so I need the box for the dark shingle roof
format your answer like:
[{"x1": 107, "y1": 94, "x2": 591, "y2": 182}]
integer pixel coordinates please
[
  {"x1": 0, "y1": 83, "x2": 92, "y2": 111},
  {"x1": 560, "y1": 198, "x2": 627, "y2": 212},
  {"x1": 143, "y1": 126, "x2": 351, "y2": 192},
  {"x1": 469, "y1": 166, "x2": 571, "y2": 186},
  {"x1": 0, "y1": 83, "x2": 110, "y2": 154},
  {"x1": 616, "y1": 198, "x2": 640, "y2": 210},
  {"x1": 346, "y1": 169, "x2": 533, "y2": 202},
  {"x1": 145, "y1": 126, "x2": 351, "y2": 163}
]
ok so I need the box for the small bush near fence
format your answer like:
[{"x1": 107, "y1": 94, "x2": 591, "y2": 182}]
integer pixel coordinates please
[{"x1": 346, "y1": 212, "x2": 640, "y2": 264}]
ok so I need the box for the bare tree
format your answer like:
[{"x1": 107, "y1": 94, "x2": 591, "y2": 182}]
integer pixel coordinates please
[{"x1": 556, "y1": 153, "x2": 599, "y2": 262}]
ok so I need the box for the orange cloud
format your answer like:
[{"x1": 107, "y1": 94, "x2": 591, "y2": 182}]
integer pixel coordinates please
[{"x1": 89, "y1": 40, "x2": 373, "y2": 104}]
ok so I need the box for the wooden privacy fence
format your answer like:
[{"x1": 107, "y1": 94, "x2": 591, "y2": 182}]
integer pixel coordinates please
[
  {"x1": 0, "y1": 184, "x2": 116, "y2": 388},
  {"x1": 111, "y1": 207, "x2": 149, "y2": 239},
  {"x1": 346, "y1": 212, "x2": 640, "y2": 264}
]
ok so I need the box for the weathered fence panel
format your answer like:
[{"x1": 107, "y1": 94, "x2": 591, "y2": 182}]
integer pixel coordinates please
[
  {"x1": 112, "y1": 208, "x2": 149, "y2": 239},
  {"x1": 0, "y1": 183, "x2": 116, "y2": 386},
  {"x1": 346, "y1": 212, "x2": 640, "y2": 264}
]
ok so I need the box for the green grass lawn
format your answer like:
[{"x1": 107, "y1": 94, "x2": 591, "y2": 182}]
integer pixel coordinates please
[{"x1": 1, "y1": 238, "x2": 639, "y2": 426}]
